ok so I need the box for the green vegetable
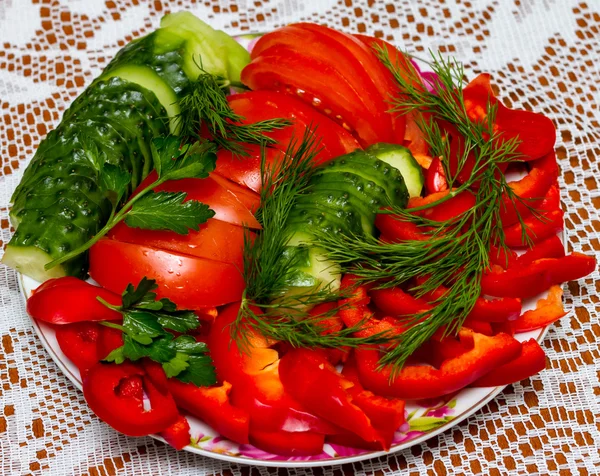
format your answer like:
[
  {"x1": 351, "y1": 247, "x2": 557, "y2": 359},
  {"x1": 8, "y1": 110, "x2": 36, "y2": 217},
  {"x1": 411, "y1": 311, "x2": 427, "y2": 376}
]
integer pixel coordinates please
[
  {"x1": 102, "y1": 277, "x2": 217, "y2": 387},
  {"x1": 4, "y1": 13, "x2": 251, "y2": 282},
  {"x1": 365, "y1": 143, "x2": 424, "y2": 198}
]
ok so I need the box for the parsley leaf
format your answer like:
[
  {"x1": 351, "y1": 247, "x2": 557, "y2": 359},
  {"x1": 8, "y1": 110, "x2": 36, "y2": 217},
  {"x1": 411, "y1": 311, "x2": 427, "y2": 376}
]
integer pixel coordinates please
[
  {"x1": 100, "y1": 163, "x2": 131, "y2": 206},
  {"x1": 125, "y1": 191, "x2": 215, "y2": 234},
  {"x1": 150, "y1": 136, "x2": 217, "y2": 181},
  {"x1": 155, "y1": 310, "x2": 200, "y2": 333},
  {"x1": 175, "y1": 354, "x2": 216, "y2": 387},
  {"x1": 162, "y1": 352, "x2": 190, "y2": 378},
  {"x1": 121, "y1": 277, "x2": 158, "y2": 310},
  {"x1": 122, "y1": 309, "x2": 164, "y2": 344}
]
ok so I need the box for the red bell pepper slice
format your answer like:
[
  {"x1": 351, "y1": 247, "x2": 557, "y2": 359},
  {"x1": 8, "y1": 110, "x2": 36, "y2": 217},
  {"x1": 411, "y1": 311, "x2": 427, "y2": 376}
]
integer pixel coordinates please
[
  {"x1": 370, "y1": 286, "x2": 431, "y2": 318},
  {"x1": 167, "y1": 379, "x2": 250, "y2": 445},
  {"x1": 503, "y1": 209, "x2": 564, "y2": 248},
  {"x1": 160, "y1": 415, "x2": 191, "y2": 450},
  {"x1": 97, "y1": 325, "x2": 124, "y2": 361},
  {"x1": 426, "y1": 157, "x2": 448, "y2": 194},
  {"x1": 55, "y1": 322, "x2": 103, "y2": 378},
  {"x1": 249, "y1": 429, "x2": 325, "y2": 456},
  {"x1": 499, "y1": 151, "x2": 559, "y2": 226},
  {"x1": 512, "y1": 235, "x2": 565, "y2": 267},
  {"x1": 208, "y1": 303, "x2": 337, "y2": 435},
  {"x1": 27, "y1": 277, "x2": 121, "y2": 324},
  {"x1": 83, "y1": 362, "x2": 179, "y2": 436},
  {"x1": 512, "y1": 285, "x2": 566, "y2": 332},
  {"x1": 279, "y1": 348, "x2": 386, "y2": 449},
  {"x1": 463, "y1": 73, "x2": 556, "y2": 161},
  {"x1": 355, "y1": 329, "x2": 522, "y2": 400},
  {"x1": 489, "y1": 245, "x2": 519, "y2": 269},
  {"x1": 472, "y1": 339, "x2": 546, "y2": 387},
  {"x1": 481, "y1": 253, "x2": 596, "y2": 298},
  {"x1": 375, "y1": 213, "x2": 429, "y2": 242}
]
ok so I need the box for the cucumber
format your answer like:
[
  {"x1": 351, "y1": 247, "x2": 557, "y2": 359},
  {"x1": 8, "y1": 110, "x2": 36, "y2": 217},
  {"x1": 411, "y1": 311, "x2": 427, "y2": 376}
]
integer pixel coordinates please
[
  {"x1": 5, "y1": 14, "x2": 251, "y2": 281},
  {"x1": 365, "y1": 143, "x2": 424, "y2": 198},
  {"x1": 280, "y1": 148, "x2": 411, "y2": 295}
]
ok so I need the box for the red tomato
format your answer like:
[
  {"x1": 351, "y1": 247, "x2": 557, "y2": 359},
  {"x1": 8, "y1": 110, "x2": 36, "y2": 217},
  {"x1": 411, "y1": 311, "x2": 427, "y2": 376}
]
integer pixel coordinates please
[
  {"x1": 89, "y1": 239, "x2": 245, "y2": 310},
  {"x1": 109, "y1": 218, "x2": 250, "y2": 269},
  {"x1": 210, "y1": 173, "x2": 260, "y2": 213},
  {"x1": 214, "y1": 145, "x2": 281, "y2": 193}
]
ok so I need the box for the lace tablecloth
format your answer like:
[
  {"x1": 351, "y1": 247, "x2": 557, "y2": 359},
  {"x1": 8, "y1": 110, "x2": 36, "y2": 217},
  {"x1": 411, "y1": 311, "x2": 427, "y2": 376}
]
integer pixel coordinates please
[{"x1": 1, "y1": 1, "x2": 598, "y2": 474}]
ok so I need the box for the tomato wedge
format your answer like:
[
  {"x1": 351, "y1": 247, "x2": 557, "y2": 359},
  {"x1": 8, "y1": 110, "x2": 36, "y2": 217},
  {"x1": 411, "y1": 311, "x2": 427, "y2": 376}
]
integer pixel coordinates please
[
  {"x1": 110, "y1": 218, "x2": 250, "y2": 268},
  {"x1": 89, "y1": 239, "x2": 245, "y2": 309}
]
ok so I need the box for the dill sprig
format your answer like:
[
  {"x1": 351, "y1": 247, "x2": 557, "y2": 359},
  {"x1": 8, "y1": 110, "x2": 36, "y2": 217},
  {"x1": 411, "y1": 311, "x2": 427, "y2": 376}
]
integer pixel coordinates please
[
  {"x1": 176, "y1": 67, "x2": 292, "y2": 156},
  {"x1": 232, "y1": 128, "x2": 395, "y2": 350},
  {"x1": 310, "y1": 48, "x2": 531, "y2": 375}
]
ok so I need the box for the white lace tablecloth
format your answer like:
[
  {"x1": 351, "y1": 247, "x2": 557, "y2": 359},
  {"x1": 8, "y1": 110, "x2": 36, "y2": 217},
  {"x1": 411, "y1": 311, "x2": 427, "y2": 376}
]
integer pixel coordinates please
[{"x1": 1, "y1": 1, "x2": 598, "y2": 474}]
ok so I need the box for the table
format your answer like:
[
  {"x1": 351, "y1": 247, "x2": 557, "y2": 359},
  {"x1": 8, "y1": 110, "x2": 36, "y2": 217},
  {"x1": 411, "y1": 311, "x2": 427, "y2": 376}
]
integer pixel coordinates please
[{"x1": 1, "y1": 0, "x2": 598, "y2": 474}]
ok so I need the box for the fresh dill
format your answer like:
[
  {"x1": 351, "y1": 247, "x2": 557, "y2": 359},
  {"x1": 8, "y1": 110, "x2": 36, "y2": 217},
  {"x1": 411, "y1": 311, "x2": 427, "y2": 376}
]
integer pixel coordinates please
[{"x1": 176, "y1": 66, "x2": 292, "y2": 156}]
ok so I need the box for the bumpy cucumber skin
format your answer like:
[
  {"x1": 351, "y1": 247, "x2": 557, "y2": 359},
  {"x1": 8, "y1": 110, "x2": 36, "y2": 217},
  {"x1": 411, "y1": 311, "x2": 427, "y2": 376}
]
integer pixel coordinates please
[
  {"x1": 365, "y1": 143, "x2": 424, "y2": 198},
  {"x1": 8, "y1": 78, "x2": 169, "y2": 278}
]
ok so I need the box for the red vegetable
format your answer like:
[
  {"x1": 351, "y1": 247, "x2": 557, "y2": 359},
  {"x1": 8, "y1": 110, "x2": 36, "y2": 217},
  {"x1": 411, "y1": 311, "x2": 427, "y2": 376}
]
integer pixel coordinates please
[
  {"x1": 481, "y1": 253, "x2": 596, "y2": 299},
  {"x1": 249, "y1": 429, "x2": 325, "y2": 456},
  {"x1": 472, "y1": 339, "x2": 546, "y2": 387},
  {"x1": 160, "y1": 415, "x2": 191, "y2": 450},
  {"x1": 167, "y1": 379, "x2": 250, "y2": 445},
  {"x1": 503, "y1": 209, "x2": 564, "y2": 247},
  {"x1": 27, "y1": 277, "x2": 121, "y2": 324},
  {"x1": 512, "y1": 285, "x2": 566, "y2": 332},
  {"x1": 512, "y1": 235, "x2": 565, "y2": 267},
  {"x1": 55, "y1": 322, "x2": 103, "y2": 377},
  {"x1": 279, "y1": 348, "x2": 386, "y2": 449},
  {"x1": 83, "y1": 362, "x2": 179, "y2": 436},
  {"x1": 426, "y1": 157, "x2": 448, "y2": 194},
  {"x1": 355, "y1": 329, "x2": 522, "y2": 400},
  {"x1": 89, "y1": 239, "x2": 245, "y2": 310}
]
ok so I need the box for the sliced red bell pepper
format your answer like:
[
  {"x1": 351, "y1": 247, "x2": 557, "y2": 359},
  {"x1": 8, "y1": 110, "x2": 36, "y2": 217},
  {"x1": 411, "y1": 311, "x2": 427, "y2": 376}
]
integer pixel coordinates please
[
  {"x1": 55, "y1": 322, "x2": 103, "y2": 378},
  {"x1": 167, "y1": 379, "x2": 250, "y2": 445},
  {"x1": 463, "y1": 73, "x2": 556, "y2": 161},
  {"x1": 208, "y1": 303, "x2": 337, "y2": 436},
  {"x1": 426, "y1": 157, "x2": 448, "y2": 194},
  {"x1": 83, "y1": 362, "x2": 179, "y2": 436},
  {"x1": 481, "y1": 253, "x2": 596, "y2": 298},
  {"x1": 160, "y1": 415, "x2": 191, "y2": 450},
  {"x1": 249, "y1": 429, "x2": 325, "y2": 456},
  {"x1": 370, "y1": 286, "x2": 431, "y2": 317},
  {"x1": 499, "y1": 151, "x2": 558, "y2": 226},
  {"x1": 503, "y1": 208, "x2": 564, "y2": 248},
  {"x1": 512, "y1": 285, "x2": 566, "y2": 332},
  {"x1": 472, "y1": 339, "x2": 546, "y2": 387},
  {"x1": 27, "y1": 277, "x2": 121, "y2": 324},
  {"x1": 489, "y1": 245, "x2": 519, "y2": 269},
  {"x1": 421, "y1": 336, "x2": 469, "y2": 369},
  {"x1": 279, "y1": 348, "x2": 386, "y2": 449},
  {"x1": 96, "y1": 325, "x2": 124, "y2": 361},
  {"x1": 375, "y1": 213, "x2": 429, "y2": 242},
  {"x1": 462, "y1": 316, "x2": 493, "y2": 335},
  {"x1": 512, "y1": 235, "x2": 565, "y2": 267},
  {"x1": 355, "y1": 329, "x2": 522, "y2": 400}
]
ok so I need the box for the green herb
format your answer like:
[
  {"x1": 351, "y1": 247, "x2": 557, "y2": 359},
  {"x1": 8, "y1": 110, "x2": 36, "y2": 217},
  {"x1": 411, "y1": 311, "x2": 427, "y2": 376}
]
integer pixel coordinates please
[
  {"x1": 176, "y1": 67, "x2": 292, "y2": 156},
  {"x1": 310, "y1": 49, "x2": 528, "y2": 375},
  {"x1": 44, "y1": 136, "x2": 217, "y2": 271},
  {"x1": 232, "y1": 130, "x2": 396, "y2": 350},
  {"x1": 102, "y1": 277, "x2": 216, "y2": 387}
]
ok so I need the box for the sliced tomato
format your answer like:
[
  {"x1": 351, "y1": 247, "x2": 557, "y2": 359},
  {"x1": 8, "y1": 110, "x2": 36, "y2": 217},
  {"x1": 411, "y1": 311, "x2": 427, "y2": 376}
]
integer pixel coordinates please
[
  {"x1": 89, "y1": 239, "x2": 245, "y2": 310},
  {"x1": 209, "y1": 173, "x2": 260, "y2": 213},
  {"x1": 109, "y1": 218, "x2": 250, "y2": 268},
  {"x1": 135, "y1": 172, "x2": 260, "y2": 229}
]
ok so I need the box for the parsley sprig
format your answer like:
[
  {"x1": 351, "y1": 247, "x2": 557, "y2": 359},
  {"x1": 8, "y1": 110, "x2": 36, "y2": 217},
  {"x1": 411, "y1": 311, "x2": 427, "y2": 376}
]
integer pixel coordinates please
[
  {"x1": 45, "y1": 136, "x2": 217, "y2": 271},
  {"x1": 100, "y1": 277, "x2": 216, "y2": 387}
]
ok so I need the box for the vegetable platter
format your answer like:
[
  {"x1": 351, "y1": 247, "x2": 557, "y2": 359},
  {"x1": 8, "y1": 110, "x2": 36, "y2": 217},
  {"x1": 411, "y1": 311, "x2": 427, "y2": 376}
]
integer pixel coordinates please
[{"x1": 7, "y1": 12, "x2": 596, "y2": 467}]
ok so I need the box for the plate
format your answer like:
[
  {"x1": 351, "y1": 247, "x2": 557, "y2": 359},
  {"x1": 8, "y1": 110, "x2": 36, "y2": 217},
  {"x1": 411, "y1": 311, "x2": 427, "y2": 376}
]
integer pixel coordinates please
[{"x1": 17, "y1": 32, "x2": 554, "y2": 468}]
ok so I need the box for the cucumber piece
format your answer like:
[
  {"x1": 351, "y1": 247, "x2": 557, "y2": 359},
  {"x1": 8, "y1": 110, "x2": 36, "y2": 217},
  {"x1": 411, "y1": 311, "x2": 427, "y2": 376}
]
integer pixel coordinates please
[
  {"x1": 100, "y1": 64, "x2": 180, "y2": 133},
  {"x1": 366, "y1": 143, "x2": 424, "y2": 198}
]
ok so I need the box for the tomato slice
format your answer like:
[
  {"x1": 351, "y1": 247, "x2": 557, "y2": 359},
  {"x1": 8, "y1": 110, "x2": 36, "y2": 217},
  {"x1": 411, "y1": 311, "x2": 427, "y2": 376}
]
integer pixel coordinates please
[
  {"x1": 214, "y1": 145, "x2": 281, "y2": 193},
  {"x1": 89, "y1": 239, "x2": 245, "y2": 309},
  {"x1": 109, "y1": 218, "x2": 250, "y2": 268},
  {"x1": 242, "y1": 46, "x2": 382, "y2": 146},
  {"x1": 210, "y1": 173, "x2": 260, "y2": 213}
]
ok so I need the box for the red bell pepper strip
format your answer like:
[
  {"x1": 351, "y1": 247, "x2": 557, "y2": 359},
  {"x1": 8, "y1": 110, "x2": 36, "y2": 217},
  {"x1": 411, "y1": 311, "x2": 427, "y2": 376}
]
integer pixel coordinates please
[
  {"x1": 463, "y1": 73, "x2": 556, "y2": 161},
  {"x1": 55, "y1": 322, "x2": 103, "y2": 378},
  {"x1": 489, "y1": 245, "x2": 519, "y2": 269},
  {"x1": 512, "y1": 235, "x2": 565, "y2": 267},
  {"x1": 426, "y1": 157, "x2": 448, "y2": 194},
  {"x1": 375, "y1": 213, "x2": 429, "y2": 242},
  {"x1": 160, "y1": 415, "x2": 191, "y2": 450},
  {"x1": 512, "y1": 285, "x2": 566, "y2": 332},
  {"x1": 500, "y1": 151, "x2": 559, "y2": 226},
  {"x1": 96, "y1": 325, "x2": 124, "y2": 361},
  {"x1": 27, "y1": 277, "x2": 121, "y2": 324},
  {"x1": 83, "y1": 362, "x2": 179, "y2": 436},
  {"x1": 341, "y1": 354, "x2": 406, "y2": 448},
  {"x1": 249, "y1": 429, "x2": 325, "y2": 456},
  {"x1": 370, "y1": 286, "x2": 431, "y2": 318},
  {"x1": 167, "y1": 379, "x2": 250, "y2": 445},
  {"x1": 279, "y1": 348, "x2": 386, "y2": 448},
  {"x1": 481, "y1": 253, "x2": 596, "y2": 298},
  {"x1": 208, "y1": 303, "x2": 337, "y2": 435},
  {"x1": 421, "y1": 336, "x2": 469, "y2": 369},
  {"x1": 462, "y1": 316, "x2": 493, "y2": 335},
  {"x1": 472, "y1": 339, "x2": 546, "y2": 387},
  {"x1": 355, "y1": 329, "x2": 522, "y2": 400},
  {"x1": 503, "y1": 209, "x2": 564, "y2": 248}
]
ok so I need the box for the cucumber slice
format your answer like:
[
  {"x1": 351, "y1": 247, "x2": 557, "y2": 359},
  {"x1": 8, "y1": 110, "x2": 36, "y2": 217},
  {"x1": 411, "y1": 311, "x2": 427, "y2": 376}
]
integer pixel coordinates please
[
  {"x1": 366, "y1": 143, "x2": 424, "y2": 198},
  {"x1": 2, "y1": 245, "x2": 68, "y2": 282},
  {"x1": 100, "y1": 65, "x2": 180, "y2": 133}
]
